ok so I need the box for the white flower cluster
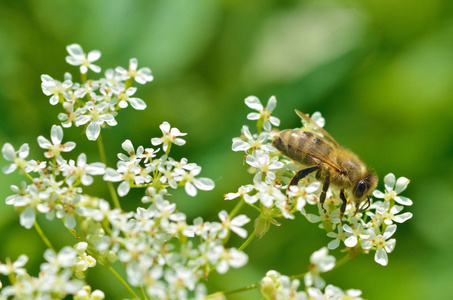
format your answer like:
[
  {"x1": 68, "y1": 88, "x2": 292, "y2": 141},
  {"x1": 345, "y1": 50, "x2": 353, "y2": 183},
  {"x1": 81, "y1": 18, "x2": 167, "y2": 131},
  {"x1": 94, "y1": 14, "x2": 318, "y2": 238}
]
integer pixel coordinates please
[
  {"x1": 2, "y1": 122, "x2": 233, "y2": 299},
  {"x1": 2, "y1": 127, "x2": 105, "y2": 229},
  {"x1": 42, "y1": 44, "x2": 153, "y2": 141},
  {"x1": 78, "y1": 200, "x2": 249, "y2": 298},
  {"x1": 0, "y1": 245, "x2": 103, "y2": 299},
  {"x1": 259, "y1": 248, "x2": 364, "y2": 300},
  {"x1": 104, "y1": 123, "x2": 214, "y2": 198},
  {"x1": 1, "y1": 44, "x2": 251, "y2": 299},
  {"x1": 231, "y1": 96, "x2": 413, "y2": 265}
]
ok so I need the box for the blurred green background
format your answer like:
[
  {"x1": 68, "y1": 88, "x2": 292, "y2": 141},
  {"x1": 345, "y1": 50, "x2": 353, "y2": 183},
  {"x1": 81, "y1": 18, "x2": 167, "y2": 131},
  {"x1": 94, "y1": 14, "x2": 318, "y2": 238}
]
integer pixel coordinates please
[{"x1": 1, "y1": 0, "x2": 452, "y2": 299}]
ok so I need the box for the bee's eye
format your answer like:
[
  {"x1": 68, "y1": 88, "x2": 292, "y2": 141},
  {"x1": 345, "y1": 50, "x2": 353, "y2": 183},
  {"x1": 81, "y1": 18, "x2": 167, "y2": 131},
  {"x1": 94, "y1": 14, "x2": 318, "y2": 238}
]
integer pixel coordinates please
[
  {"x1": 358, "y1": 181, "x2": 366, "y2": 193},
  {"x1": 353, "y1": 180, "x2": 367, "y2": 199}
]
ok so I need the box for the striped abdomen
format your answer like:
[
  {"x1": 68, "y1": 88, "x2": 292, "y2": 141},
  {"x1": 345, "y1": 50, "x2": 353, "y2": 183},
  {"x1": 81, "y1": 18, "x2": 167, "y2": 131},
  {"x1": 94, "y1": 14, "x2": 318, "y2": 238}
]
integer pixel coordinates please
[{"x1": 272, "y1": 129, "x2": 334, "y2": 166}]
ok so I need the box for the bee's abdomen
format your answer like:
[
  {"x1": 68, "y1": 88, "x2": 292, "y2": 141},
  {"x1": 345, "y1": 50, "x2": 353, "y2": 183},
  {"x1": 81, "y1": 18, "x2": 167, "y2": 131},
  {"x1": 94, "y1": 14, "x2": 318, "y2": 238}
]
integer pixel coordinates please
[{"x1": 272, "y1": 130, "x2": 332, "y2": 165}]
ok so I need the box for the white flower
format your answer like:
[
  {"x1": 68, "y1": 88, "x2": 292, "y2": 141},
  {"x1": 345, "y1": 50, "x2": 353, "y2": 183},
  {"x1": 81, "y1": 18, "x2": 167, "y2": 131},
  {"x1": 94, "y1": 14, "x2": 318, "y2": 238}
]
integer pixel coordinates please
[
  {"x1": 41, "y1": 247, "x2": 77, "y2": 273},
  {"x1": 65, "y1": 44, "x2": 101, "y2": 74},
  {"x1": 103, "y1": 162, "x2": 141, "y2": 197},
  {"x1": 306, "y1": 287, "x2": 325, "y2": 300},
  {"x1": 244, "y1": 181, "x2": 286, "y2": 207},
  {"x1": 373, "y1": 173, "x2": 412, "y2": 206},
  {"x1": 58, "y1": 103, "x2": 77, "y2": 128},
  {"x1": 361, "y1": 225, "x2": 397, "y2": 266},
  {"x1": 114, "y1": 86, "x2": 147, "y2": 110},
  {"x1": 25, "y1": 159, "x2": 46, "y2": 173},
  {"x1": 164, "y1": 267, "x2": 196, "y2": 292},
  {"x1": 151, "y1": 122, "x2": 187, "y2": 153},
  {"x1": 342, "y1": 223, "x2": 369, "y2": 248},
  {"x1": 75, "y1": 286, "x2": 105, "y2": 300},
  {"x1": 0, "y1": 255, "x2": 28, "y2": 276},
  {"x1": 325, "y1": 284, "x2": 364, "y2": 300},
  {"x1": 141, "y1": 186, "x2": 167, "y2": 204},
  {"x1": 305, "y1": 206, "x2": 341, "y2": 226},
  {"x1": 210, "y1": 246, "x2": 248, "y2": 274},
  {"x1": 224, "y1": 185, "x2": 253, "y2": 200},
  {"x1": 326, "y1": 225, "x2": 347, "y2": 250},
  {"x1": 115, "y1": 58, "x2": 153, "y2": 84},
  {"x1": 287, "y1": 182, "x2": 321, "y2": 211},
  {"x1": 246, "y1": 150, "x2": 284, "y2": 184},
  {"x1": 245, "y1": 95, "x2": 280, "y2": 131},
  {"x1": 232, "y1": 125, "x2": 273, "y2": 152},
  {"x1": 217, "y1": 210, "x2": 250, "y2": 239},
  {"x1": 304, "y1": 247, "x2": 335, "y2": 289},
  {"x1": 259, "y1": 270, "x2": 306, "y2": 300},
  {"x1": 375, "y1": 201, "x2": 413, "y2": 225},
  {"x1": 75, "y1": 102, "x2": 118, "y2": 141},
  {"x1": 75, "y1": 82, "x2": 99, "y2": 99},
  {"x1": 41, "y1": 74, "x2": 73, "y2": 105},
  {"x1": 16, "y1": 184, "x2": 50, "y2": 229},
  {"x1": 174, "y1": 164, "x2": 215, "y2": 197},
  {"x1": 61, "y1": 153, "x2": 105, "y2": 186},
  {"x1": 118, "y1": 139, "x2": 144, "y2": 165},
  {"x1": 2, "y1": 143, "x2": 29, "y2": 174},
  {"x1": 37, "y1": 125, "x2": 76, "y2": 158}
]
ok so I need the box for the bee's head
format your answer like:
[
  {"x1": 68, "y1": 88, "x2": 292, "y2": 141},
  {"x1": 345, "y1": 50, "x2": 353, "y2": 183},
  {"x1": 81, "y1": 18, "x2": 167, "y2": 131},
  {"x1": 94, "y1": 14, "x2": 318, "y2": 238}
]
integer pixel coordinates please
[{"x1": 353, "y1": 171, "x2": 378, "y2": 201}]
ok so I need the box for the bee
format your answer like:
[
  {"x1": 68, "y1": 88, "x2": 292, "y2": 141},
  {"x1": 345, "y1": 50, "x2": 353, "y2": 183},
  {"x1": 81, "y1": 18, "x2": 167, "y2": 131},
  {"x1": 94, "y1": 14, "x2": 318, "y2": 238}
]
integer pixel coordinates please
[{"x1": 272, "y1": 110, "x2": 378, "y2": 220}]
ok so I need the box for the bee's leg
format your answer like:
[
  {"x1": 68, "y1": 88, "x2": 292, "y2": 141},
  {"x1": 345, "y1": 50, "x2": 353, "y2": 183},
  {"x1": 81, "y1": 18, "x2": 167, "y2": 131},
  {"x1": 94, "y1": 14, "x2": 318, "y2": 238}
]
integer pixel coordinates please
[
  {"x1": 358, "y1": 196, "x2": 371, "y2": 212},
  {"x1": 288, "y1": 166, "x2": 319, "y2": 187},
  {"x1": 339, "y1": 189, "x2": 347, "y2": 224},
  {"x1": 320, "y1": 173, "x2": 330, "y2": 213}
]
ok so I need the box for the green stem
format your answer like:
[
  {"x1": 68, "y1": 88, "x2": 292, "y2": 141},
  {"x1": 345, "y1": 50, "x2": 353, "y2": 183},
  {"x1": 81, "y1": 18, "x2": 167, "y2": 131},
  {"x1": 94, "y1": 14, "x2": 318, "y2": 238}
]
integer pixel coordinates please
[
  {"x1": 23, "y1": 172, "x2": 34, "y2": 182},
  {"x1": 165, "y1": 143, "x2": 172, "y2": 156},
  {"x1": 34, "y1": 221, "x2": 56, "y2": 252},
  {"x1": 81, "y1": 72, "x2": 87, "y2": 84},
  {"x1": 229, "y1": 198, "x2": 245, "y2": 219},
  {"x1": 91, "y1": 250, "x2": 141, "y2": 300},
  {"x1": 331, "y1": 253, "x2": 351, "y2": 271},
  {"x1": 238, "y1": 230, "x2": 256, "y2": 251},
  {"x1": 289, "y1": 271, "x2": 308, "y2": 280},
  {"x1": 140, "y1": 286, "x2": 148, "y2": 300},
  {"x1": 125, "y1": 78, "x2": 135, "y2": 90},
  {"x1": 97, "y1": 133, "x2": 122, "y2": 210},
  {"x1": 207, "y1": 283, "x2": 258, "y2": 299}
]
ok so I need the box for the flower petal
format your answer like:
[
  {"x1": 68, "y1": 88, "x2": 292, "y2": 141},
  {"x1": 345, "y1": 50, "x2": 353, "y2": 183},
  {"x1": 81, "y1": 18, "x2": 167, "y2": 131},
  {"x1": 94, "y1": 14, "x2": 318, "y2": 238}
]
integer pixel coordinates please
[
  {"x1": 20, "y1": 206, "x2": 35, "y2": 229},
  {"x1": 383, "y1": 224, "x2": 397, "y2": 239},
  {"x1": 344, "y1": 236, "x2": 358, "y2": 247},
  {"x1": 66, "y1": 44, "x2": 84, "y2": 58},
  {"x1": 246, "y1": 112, "x2": 260, "y2": 120},
  {"x1": 2, "y1": 143, "x2": 15, "y2": 161},
  {"x1": 185, "y1": 182, "x2": 197, "y2": 197},
  {"x1": 266, "y1": 96, "x2": 277, "y2": 111},
  {"x1": 37, "y1": 136, "x2": 52, "y2": 149},
  {"x1": 129, "y1": 98, "x2": 147, "y2": 110},
  {"x1": 384, "y1": 173, "x2": 395, "y2": 191},
  {"x1": 193, "y1": 177, "x2": 215, "y2": 191},
  {"x1": 373, "y1": 190, "x2": 385, "y2": 198},
  {"x1": 394, "y1": 196, "x2": 413, "y2": 206},
  {"x1": 393, "y1": 212, "x2": 413, "y2": 223},
  {"x1": 244, "y1": 96, "x2": 263, "y2": 111},
  {"x1": 117, "y1": 181, "x2": 130, "y2": 197},
  {"x1": 375, "y1": 248, "x2": 388, "y2": 266},
  {"x1": 87, "y1": 50, "x2": 101, "y2": 62},
  {"x1": 86, "y1": 122, "x2": 101, "y2": 141},
  {"x1": 395, "y1": 177, "x2": 410, "y2": 194},
  {"x1": 50, "y1": 125, "x2": 64, "y2": 145}
]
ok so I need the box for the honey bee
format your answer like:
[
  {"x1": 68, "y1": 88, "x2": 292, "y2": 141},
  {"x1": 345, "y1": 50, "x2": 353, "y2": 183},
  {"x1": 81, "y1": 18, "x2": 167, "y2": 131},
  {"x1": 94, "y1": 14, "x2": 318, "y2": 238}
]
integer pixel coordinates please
[{"x1": 272, "y1": 110, "x2": 378, "y2": 220}]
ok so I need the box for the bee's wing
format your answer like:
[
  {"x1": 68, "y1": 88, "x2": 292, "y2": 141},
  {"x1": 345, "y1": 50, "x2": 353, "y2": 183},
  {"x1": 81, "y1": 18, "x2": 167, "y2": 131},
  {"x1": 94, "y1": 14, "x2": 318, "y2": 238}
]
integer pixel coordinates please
[
  {"x1": 297, "y1": 135, "x2": 343, "y2": 173},
  {"x1": 295, "y1": 110, "x2": 341, "y2": 149}
]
